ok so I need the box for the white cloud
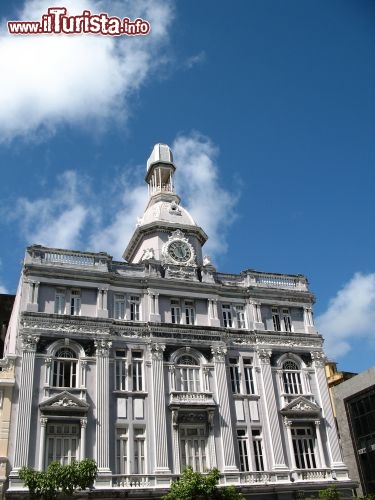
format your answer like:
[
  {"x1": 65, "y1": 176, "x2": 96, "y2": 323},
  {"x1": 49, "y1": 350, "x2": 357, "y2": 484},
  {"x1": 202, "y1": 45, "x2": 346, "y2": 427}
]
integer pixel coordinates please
[
  {"x1": 172, "y1": 133, "x2": 238, "y2": 258},
  {"x1": 183, "y1": 51, "x2": 206, "y2": 70},
  {"x1": 316, "y1": 272, "x2": 375, "y2": 358},
  {"x1": 12, "y1": 171, "x2": 89, "y2": 249},
  {"x1": 0, "y1": 0, "x2": 173, "y2": 141}
]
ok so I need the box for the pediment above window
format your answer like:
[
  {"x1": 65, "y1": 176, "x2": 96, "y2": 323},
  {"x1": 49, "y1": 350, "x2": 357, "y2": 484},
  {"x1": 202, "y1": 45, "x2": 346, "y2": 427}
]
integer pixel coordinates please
[
  {"x1": 40, "y1": 391, "x2": 89, "y2": 415},
  {"x1": 280, "y1": 396, "x2": 321, "y2": 418}
]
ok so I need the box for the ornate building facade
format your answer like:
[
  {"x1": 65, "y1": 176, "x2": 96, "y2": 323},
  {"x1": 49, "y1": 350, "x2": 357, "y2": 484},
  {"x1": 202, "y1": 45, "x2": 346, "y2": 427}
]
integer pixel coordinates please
[{"x1": 3, "y1": 144, "x2": 355, "y2": 498}]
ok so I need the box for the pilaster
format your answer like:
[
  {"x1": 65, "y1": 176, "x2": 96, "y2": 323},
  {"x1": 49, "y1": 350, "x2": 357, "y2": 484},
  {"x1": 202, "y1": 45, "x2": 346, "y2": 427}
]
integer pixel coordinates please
[
  {"x1": 257, "y1": 348, "x2": 287, "y2": 469},
  {"x1": 150, "y1": 343, "x2": 170, "y2": 473},
  {"x1": 95, "y1": 339, "x2": 112, "y2": 484},
  {"x1": 211, "y1": 345, "x2": 238, "y2": 472}
]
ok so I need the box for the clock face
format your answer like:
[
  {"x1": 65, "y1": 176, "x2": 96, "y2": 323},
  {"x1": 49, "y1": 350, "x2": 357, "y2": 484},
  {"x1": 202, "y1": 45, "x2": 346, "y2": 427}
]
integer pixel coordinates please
[{"x1": 167, "y1": 240, "x2": 192, "y2": 263}]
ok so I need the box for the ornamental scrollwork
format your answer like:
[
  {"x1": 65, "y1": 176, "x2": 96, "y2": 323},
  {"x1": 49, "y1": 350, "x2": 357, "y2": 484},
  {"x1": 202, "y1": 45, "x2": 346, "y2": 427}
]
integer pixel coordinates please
[
  {"x1": 311, "y1": 351, "x2": 326, "y2": 367},
  {"x1": 21, "y1": 334, "x2": 39, "y2": 351},
  {"x1": 257, "y1": 349, "x2": 272, "y2": 364}
]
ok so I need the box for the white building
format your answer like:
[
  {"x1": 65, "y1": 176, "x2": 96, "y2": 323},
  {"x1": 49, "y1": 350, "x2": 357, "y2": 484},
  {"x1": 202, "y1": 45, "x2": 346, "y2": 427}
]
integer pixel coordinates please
[{"x1": 3, "y1": 144, "x2": 355, "y2": 498}]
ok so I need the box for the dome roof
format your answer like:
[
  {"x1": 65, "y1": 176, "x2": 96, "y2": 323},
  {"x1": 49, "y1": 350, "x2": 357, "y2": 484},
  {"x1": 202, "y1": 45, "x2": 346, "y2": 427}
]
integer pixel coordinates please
[{"x1": 138, "y1": 200, "x2": 196, "y2": 227}]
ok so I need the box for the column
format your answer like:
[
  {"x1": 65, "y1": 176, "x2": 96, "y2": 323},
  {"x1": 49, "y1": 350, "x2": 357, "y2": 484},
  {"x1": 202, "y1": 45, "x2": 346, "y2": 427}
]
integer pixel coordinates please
[
  {"x1": 148, "y1": 290, "x2": 161, "y2": 322},
  {"x1": 13, "y1": 334, "x2": 39, "y2": 469},
  {"x1": 150, "y1": 343, "x2": 170, "y2": 473},
  {"x1": 284, "y1": 418, "x2": 297, "y2": 469},
  {"x1": 249, "y1": 300, "x2": 264, "y2": 330},
  {"x1": 314, "y1": 420, "x2": 327, "y2": 469},
  {"x1": 80, "y1": 418, "x2": 87, "y2": 460},
  {"x1": 311, "y1": 351, "x2": 345, "y2": 467},
  {"x1": 26, "y1": 281, "x2": 39, "y2": 312},
  {"x1": 304, "y1": 307, "x2": 315, "y2": 333},
  {"x1": 257, "y1": 348, "x2": 287, "y2": 469},
  {"x1": 209, "y1": 299, "x2": 220, "y2": 327},
  {"x1": 97, "y1": 288, "x2": 108, "y2": 318},
  {"x1": 95, "y1": 339, "x2": 112, "y2": 483},
  {"x1": 38, "y1": 418, "x2": 48, "y2": 471},
  {"x1": 207, "y1": 409, "x2": 217, "y2": 468},
  {"x1": 211, "y1": 345, "x2": 238, "y2": 472},
  {"x1": 171, "y1": 410, "x2": 180, "y2": 473}
]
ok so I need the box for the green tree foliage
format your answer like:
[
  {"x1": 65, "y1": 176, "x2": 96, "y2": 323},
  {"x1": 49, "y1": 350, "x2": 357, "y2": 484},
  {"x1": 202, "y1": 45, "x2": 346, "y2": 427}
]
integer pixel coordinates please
[
  {"x1": 318, "y1": 486, "x2": 340, "y2": 500},
  {"x1": 19, "y1": 458, "x2": 97, "y2": 499},
  {"x1": 162, "y1": 467, "x2": 245, "y2": 500}
]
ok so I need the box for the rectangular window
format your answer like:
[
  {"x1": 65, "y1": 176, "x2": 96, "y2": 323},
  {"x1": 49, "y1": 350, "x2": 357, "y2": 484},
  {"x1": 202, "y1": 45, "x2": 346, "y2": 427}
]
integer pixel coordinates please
[
  {"x1": 229, "y1": 358, "x2": 240, "y2": 394},
  {"x1": 222, "y1": 305, "x2": 233, "y2": 328},
  {"x1": 292, "y1": 427, "x2": 317, "y2": 469},
  {"x1": 244, "y1": 359, "x2": 255, "y2": 394},
  {"x1": 235, "y1": 305, "x2": 246, "y2": 329},
  {"x1": 180, "y1": 426, "x2": 208, "y2": 472},
  {"x1": 237, "y1": 429, "x2": 250, "y2": 471},
  {"x1": 133, "y1": 428, "x2": 145, "y2": 474},
  {"x1": 282, "y1": 308, "x2": 292, "y2": 332},
  {"x1": 132, "y1": 351, "x2": 143, "y2": 392},
  {"x1": 171, "y1": 299, "x2": 181, "y2": 324},
  {"x1": 54, "y1": 289, "x2": 66, "y2": 315},
  {"x1": 184, "y1": 300, "x2": 195, "y2": 325},
  {"x1": 252, "y1": 429, "x2": 265, "y2": 471},
  {"x1": 116, "y1": 427, "x2": 128, "y2": 474},
  {"x1": 46, "y1": 423, "x2": 79, "y2": 466},
  {"x1": 129, "y1": 296, "x2": 140, "y2": 321},
  {"x1": 70, "y1": 290, "x2": 81, "y2": 316},
  {"x1": 114, "y1": 294, "x2": 126, "y2": 320},
  {"x1": 115, "y1": 350, "x2": 127, "y2": 391},
  {"x1": 272, "y1": 307, "x2": 281, "y2": 331}
]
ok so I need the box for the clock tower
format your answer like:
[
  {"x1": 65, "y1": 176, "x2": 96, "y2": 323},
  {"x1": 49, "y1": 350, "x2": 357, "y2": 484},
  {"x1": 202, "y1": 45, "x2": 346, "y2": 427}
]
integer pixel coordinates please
[{"x1": 123, "y1": 143, "x2": 208, "y2": 274}]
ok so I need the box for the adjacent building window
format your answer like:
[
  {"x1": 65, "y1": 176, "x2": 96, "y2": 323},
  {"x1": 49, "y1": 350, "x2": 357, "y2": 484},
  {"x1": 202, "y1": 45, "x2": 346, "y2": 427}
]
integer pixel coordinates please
[
  {"x1": 114, "y1": 294, "x2": 126, "y2": 320},
  {"x1": 272, "y1": 307, "x2": 292, "y2": 332},
  {"x1": 115, "y1": 350, "x2": 127, "y2": 391},
  {"x1": 116, "y1": 427, "x2": 128, "y2": 474},
  {"x1": 133, "y1": 428, "x2": 146, "y2": 474},
  {"x1": 54, "y1": 289, "x2": 66, "y2": 315},
  {"x1": 175, "y1": 355, "x2": 200, "y2": 392},
  {"x1": 282, "y1": 360, "x2": 303, "y2": 395},
  {"x1": 229, "y1": 358, "x2": 241, "y2": 394},
  {"x1": 252, "y1": 429, "x2": 265, "y2": 471},
  {"x1": 292, "y1": 426, "x2": 317, "y2": 469},
  {"x1": 70, "y1": 290, "x2": 81, "y2": 316},
  {"x1": 237, "y1": 429, "x2": 250, "y2": 471},
  {"x1": 46, "y1": 422, "x2": 79, "y2": 466},
  {"x1": 243, "y1": 358, "x2": 255, "y2": 394},
  {"x1": 52, "y1": 347, "x2": 78, "y2": 388},
  {"x1": 129, "y1": 295, "x2": 140, "y2": 321},
  {"x1": 180, "y1": 426, "x2": 208, "y2": 472},
  {"x1": 132, "y1": 351, "x2": 143, "y2": 391}
]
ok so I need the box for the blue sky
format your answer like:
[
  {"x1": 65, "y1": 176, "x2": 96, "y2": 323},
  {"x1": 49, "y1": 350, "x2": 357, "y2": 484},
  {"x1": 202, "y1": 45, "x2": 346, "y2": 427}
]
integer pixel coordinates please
[{"x1": 0, "y1": 0, "x2": 374, "y2": 373}]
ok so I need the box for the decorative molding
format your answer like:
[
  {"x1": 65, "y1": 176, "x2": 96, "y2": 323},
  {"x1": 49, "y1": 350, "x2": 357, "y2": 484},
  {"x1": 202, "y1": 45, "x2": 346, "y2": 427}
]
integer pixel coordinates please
[
  {"x1": 161, "y1": 229, "x2": 196, "y2": 267},
  {"x1": 311, "y1": 351, "x2": 326, "y2": 367},
  {"x1": 52, "y1": 397, "x2": 79, "y2": 407}
]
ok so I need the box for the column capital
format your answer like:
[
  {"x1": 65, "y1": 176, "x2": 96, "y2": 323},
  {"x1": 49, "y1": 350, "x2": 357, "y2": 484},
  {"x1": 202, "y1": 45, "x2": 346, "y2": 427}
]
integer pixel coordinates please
[
  {"x1": 150, "y1": 342, "x2": 165, "y2": 361},
  {"x1": 94, "y1": 339, "x2": 112, "y2": 356},
  {"x1": 211, "y1": 344, "x2": 227, "y2": 362},
  {"x1": 314, "y1": 419, "x2": 321, "y2": 427},
  {"x1": 40, "y1": 417, "x2": 48, "y2": 426},
  {"x1": 283, "y1": 417, "x2": 292, "y2": 428},
  {"x1": 257, "y1": 348, "x2": 272, "y2": 364},
  {"x1": 21, "y1": 334, "x2": 39, "y2": 352},
  {"x1": 80, "y1": 417, "x2": 88, "y2": 428},
  {"x1": 311, "y1": 351, "x2": 326, "y2": 367}
]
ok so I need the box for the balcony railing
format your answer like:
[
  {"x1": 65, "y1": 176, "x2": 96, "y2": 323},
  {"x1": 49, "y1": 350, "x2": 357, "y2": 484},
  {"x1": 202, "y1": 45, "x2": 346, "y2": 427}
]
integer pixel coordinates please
[{"x1": 169, "y1": 391, "x2": 215, "y2": 406}]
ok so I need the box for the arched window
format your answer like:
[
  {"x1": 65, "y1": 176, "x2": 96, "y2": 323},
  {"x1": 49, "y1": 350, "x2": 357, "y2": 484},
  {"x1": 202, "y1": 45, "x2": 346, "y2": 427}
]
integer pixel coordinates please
[
  {"x1": 175, "y1": 355, "x2": 200, "y2": 392},
  {"x1": 52, "y1": 347, "x2": 78, "y2": 388},
  {"x1": 282, "y1": 360, "x2": 302, "y2": 395}
]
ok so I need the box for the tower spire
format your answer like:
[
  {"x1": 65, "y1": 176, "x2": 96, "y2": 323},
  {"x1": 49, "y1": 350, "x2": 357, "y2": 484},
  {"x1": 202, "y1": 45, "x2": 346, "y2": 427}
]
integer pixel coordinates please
[{"x1": 145, "y1": 143, "x2": 179, "y2": 207}]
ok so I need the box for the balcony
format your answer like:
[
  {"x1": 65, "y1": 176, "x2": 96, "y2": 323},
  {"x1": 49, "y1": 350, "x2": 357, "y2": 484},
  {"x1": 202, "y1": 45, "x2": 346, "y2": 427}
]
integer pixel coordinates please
[{"x1": 169, "y1": 391, "x2": 215, "y2": 407}]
